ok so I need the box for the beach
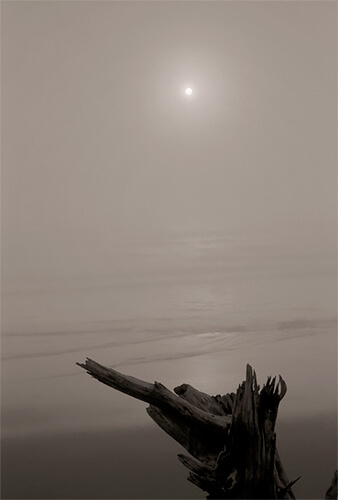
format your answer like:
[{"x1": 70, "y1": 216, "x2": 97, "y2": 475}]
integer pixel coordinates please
[{"x1": 2, "y1": 231, "x2": 337, "y2": 499}]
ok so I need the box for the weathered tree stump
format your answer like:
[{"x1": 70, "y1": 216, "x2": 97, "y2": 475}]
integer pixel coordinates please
[{"x1": 77, "y1": 359, "x2": 300, "y2": 499}]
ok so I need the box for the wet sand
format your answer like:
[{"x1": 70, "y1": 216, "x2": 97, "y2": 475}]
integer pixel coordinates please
[{"x1": 1, "y1": 412, "x2": 336, "y2": 499}]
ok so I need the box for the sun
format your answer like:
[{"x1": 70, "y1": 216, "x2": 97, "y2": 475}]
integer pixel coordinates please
[{"x1": 185, "y1": 87, "x2": 193, "y2": 96}]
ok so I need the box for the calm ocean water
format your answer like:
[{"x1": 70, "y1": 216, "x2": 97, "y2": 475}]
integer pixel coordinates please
[{"x1": 2, "y1": 230, "x2": 337, "y2": 498}]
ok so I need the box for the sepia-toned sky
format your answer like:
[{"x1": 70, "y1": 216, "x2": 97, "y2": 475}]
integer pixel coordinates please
[{"x1": 2, "y1": 0, "x2": 337, "y2": 281}]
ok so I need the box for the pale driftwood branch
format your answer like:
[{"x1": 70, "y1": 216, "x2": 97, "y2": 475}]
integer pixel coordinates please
[
  {"x1": 76, "y1": 358, "x2": 303, "y2": 499},
  {"x1": 76, "y1": 358, "x2": 231, "y2": 435}
]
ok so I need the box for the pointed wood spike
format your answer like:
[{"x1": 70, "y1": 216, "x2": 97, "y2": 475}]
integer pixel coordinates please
[
  {"x1": 253, "y1": 370, "x2": 258, "y2": 392},
  {"x1": 278, "y1": 376, "x2": 287, "y2": 400},
  {"x1": 246, "y1": 364, "x2": 254, "y2": 384},
  {"x1": 76, "y1": 358, "x2": 231, "y2": 434},
  {"x1": 278, "y1": 476, "x2": 301, "y2": 497},
  {"x1": 265, "y1": 376, "x2": 276, "y2": 395}
]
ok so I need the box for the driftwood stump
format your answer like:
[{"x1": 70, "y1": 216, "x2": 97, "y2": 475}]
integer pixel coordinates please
[{"x1": 77, "y1": 359, "x2": 300, "y2": 499}]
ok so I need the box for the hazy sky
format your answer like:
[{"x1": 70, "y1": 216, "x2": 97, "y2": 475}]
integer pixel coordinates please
[{"x1": 2, "y1": 1, "x2": 337, "y2": 273}]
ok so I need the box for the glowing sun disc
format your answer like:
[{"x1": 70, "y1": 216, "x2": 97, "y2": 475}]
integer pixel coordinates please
[{"x1": 185, "y1": 87, "x2": 193, "y2": 95}]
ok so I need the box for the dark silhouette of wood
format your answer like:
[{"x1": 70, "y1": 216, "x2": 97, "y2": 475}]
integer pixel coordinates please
[
  {"x1": 77, "y1": 358, "x2": 301, "y2": 499},
  {"x1": 325, "y1": 470, "x2": 338, "y2": 499},
  {"x1": 77, "y1": 359, "x2": 336, "y2": 499}
]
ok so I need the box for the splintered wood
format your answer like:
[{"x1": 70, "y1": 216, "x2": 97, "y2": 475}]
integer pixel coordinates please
[{"x1": 77, "y1": 359, "x2": 297, "y2": 499}]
